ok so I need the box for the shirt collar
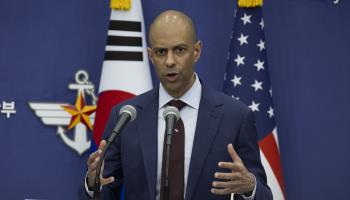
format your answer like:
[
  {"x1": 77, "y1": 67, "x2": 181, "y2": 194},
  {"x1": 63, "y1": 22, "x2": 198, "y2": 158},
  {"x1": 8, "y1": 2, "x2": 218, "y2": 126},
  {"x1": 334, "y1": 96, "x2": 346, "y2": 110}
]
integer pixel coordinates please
[{"x1": 159, "y1": 73, "x2": 202, "y2": 109}]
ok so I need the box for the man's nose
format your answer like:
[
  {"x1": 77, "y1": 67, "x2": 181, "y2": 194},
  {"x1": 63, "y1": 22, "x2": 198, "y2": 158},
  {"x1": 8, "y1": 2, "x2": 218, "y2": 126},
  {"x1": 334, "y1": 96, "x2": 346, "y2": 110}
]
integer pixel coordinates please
[{"x1": 165, "y1": 51, "x2": 175, "y2": 67}]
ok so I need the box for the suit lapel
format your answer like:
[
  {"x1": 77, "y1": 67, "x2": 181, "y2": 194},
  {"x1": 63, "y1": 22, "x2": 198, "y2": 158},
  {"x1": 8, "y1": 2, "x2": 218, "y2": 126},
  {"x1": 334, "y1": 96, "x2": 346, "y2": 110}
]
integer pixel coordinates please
[
  {"x1": 185, "y1": 85, "x2": 223, "y2": 200},
  {"x1": 136, "y1": 89, "x2": 159, "y2": 200}
]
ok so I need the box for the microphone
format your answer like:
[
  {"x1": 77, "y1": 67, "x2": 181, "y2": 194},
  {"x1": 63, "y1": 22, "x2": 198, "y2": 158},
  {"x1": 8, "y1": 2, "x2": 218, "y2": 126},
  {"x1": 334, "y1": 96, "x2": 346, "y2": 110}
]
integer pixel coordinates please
[
  {"x1": 107, "y1": 105, "x2": 137, "y2": 143},
  {"x1": 162, "y1": 106, "x2": 180, "y2": 200},
  {"x1": 163, "y1": 106, "x2": 180, "y2": 145},
  {"x1": 93, "y1": 105, "x2": 137, "y2": 199}
]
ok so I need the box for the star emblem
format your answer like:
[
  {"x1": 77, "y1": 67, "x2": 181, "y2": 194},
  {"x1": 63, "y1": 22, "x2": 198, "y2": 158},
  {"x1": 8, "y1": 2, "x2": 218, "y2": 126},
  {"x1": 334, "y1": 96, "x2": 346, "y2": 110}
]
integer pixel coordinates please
[
  {"x1": 259, "y1": 18, "x2": 264, "y2": 29},
  {"x1": 241, "y1": 13, "x2": 252, "y2": 25},
  {"x1": 234, "y1": 54, "x2": 245, "y2": 67},
  {"x1": 267, "y1": 106, "x2": 274, "y2": 118},
  {"x1": 257, "y1": 40, "x2": 265, "y2": 51},
  {"x1": 237, "y1": 33, "x2": 249, "y2": 46},
  {"x1": 231, "y1": 75, "x2": 242, "y2": 87},
  {"x1": 254, "y1": 59, "x2": 265, "y2": 71},
  {"x1": 251, "y1": 80, "x2": 263, "y2": 92},
  {"x1": 249, "y1": 101, "x2": 260, "y2": 112},
  {"x1": 62, "y1": 92, "x2": 96, "y2": 131}
]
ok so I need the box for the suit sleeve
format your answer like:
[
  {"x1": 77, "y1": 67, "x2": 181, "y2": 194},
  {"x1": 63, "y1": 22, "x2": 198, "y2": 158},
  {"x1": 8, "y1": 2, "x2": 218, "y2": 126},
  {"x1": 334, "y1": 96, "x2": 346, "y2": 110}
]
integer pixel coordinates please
[
  {"x1": 234, "y1": 109, "x2": 273, "y2": 200},
  {"x1": 80, "y1": 105, "x2": 123, "y2": 200}
]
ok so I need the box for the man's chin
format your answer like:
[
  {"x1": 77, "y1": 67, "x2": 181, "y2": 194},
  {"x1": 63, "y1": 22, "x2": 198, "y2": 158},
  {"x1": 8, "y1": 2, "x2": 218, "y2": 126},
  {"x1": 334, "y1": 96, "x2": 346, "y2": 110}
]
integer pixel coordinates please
[{"x1": 163, "y1": 84, "x2": 183, "y2": 97}]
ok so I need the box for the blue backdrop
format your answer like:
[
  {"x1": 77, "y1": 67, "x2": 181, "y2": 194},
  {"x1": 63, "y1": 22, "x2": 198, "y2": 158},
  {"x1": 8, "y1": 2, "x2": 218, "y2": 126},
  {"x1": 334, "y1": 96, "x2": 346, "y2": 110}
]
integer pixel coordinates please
[{"x1": 0, "y1": 0, "x2": 349, "y2": 199}]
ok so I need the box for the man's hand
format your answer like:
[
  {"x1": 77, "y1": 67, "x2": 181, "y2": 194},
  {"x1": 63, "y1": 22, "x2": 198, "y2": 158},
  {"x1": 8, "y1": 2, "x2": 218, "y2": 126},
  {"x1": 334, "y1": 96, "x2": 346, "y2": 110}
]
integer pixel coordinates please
[
  {"x1": 87, "y1": 140, "x2": 115, "y2": 188},
  {"x1": 211, "y1": 144, "x2": 255, "y2": 195}
]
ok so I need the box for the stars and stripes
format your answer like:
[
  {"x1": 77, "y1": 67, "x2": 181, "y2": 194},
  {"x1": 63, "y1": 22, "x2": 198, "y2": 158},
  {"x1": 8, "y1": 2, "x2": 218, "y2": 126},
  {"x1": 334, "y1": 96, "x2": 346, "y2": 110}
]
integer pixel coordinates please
[{"x1": 223, "y1": 5, "x2": 285, "y2": 200}]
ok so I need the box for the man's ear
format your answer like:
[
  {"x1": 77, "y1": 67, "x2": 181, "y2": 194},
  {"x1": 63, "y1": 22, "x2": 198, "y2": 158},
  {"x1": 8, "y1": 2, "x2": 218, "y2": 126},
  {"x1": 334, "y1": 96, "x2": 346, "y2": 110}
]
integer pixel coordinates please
[
  {"x1": 193, "y1": 40, "x2": 202, "y2": 62},
  {"x1": 147, "y1": 47, "x2": 154, "y2": 64}
]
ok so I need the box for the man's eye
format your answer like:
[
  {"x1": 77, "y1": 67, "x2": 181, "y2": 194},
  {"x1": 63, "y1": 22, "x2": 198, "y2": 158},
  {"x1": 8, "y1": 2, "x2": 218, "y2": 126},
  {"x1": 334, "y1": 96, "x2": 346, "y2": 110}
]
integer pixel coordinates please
[
  {"x1": 155, "y1": 49, "x2": 166, "y2": 56},
  {"x1": 175, "y1": 47, "x2": 186, "y2": 55}
]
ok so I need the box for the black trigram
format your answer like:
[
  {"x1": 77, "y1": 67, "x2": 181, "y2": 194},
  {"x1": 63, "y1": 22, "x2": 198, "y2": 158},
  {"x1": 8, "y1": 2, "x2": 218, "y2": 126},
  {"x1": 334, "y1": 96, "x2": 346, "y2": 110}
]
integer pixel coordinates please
[{"x1": 104, "y1": 20, "x2": 144, "y2": 61}]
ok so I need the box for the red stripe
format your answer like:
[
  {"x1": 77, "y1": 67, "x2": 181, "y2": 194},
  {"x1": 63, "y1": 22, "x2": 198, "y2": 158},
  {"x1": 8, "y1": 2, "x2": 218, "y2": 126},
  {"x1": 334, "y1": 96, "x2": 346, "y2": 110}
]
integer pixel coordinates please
[
  {"x1": 92, "y1": 90, "x2": 135, "y2": 144},
  {"x1": 259, "y1": 133, "x2": 286, "y2": 196}
]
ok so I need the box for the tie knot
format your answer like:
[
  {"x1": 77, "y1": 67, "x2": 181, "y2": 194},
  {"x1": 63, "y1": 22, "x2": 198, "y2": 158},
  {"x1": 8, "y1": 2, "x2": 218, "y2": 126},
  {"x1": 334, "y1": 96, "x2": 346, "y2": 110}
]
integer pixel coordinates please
[{"x1": 168, "y1": 99, "x2": 186, "y2": 110}]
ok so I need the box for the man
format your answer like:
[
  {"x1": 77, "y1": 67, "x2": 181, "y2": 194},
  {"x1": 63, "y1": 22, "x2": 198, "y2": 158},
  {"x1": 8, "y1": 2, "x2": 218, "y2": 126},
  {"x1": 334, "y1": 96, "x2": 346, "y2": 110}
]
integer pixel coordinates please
[{"x1": 85, "y1": 10, "x2": 272, "y2": 200}]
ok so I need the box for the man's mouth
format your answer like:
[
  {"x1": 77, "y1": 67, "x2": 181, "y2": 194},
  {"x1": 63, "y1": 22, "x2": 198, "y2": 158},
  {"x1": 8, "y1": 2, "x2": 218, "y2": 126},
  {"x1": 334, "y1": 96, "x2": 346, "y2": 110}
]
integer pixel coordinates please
[{"x1": 165, "y1": 73, "x2": 179, "y2": 82}]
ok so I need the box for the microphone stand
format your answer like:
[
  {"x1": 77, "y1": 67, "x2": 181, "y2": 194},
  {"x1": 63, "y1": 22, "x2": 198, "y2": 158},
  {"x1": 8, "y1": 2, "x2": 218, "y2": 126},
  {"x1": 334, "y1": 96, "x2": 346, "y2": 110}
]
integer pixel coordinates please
[
  {"x1": 164, "y1": 131, "x2": 173, "y2": 200},
  {"x1": 92, "y1": 114, "x2": 131, "y2": 200},
  {"x1": 163, "y1": 115, "x2": 177, "y2": 200},
  {"x1": 92, "y1": 141, "x2": 112, "y2": 200},
  {"x1": 90, "y1": 105, "x2": 136, "y2": 199}
]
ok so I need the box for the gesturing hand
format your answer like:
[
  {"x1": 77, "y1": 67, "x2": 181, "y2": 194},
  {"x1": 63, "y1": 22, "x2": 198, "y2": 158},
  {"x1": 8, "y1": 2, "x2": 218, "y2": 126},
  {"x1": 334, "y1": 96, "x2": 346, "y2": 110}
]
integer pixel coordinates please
[
  {"x1": 87, "y1": 140, "x2": 115, "y2": 188},
  {"x1": 211, "y1": 144, "x2": 255, "y2": 195}
]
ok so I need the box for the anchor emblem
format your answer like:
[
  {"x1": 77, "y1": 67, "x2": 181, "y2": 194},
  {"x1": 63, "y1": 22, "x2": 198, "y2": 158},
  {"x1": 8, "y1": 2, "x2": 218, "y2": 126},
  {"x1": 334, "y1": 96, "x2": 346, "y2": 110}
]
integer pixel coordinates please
[{"x1": 29, "y1": 70, "x2": 98, "y2": 155}]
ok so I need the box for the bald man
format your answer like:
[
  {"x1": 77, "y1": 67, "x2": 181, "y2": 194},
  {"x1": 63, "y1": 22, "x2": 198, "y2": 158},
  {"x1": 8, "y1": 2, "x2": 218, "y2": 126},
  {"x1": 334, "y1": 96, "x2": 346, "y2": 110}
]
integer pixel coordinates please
[{"x1": 84, "y1": 10, "x2": 272, "y2": 200}]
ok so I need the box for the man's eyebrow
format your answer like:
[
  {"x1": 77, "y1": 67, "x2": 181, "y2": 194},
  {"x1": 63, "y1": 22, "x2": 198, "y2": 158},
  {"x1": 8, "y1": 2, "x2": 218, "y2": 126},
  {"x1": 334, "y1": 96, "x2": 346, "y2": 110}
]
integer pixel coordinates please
[
  {"x1": 172, "y1": 44, "x2": 189, "y2": 49},
  {"x1": 175, "y1": 43, "x2": 188, "y2": 47},
  {"x1": 152, "y1": 47, "x2": 166, "y2": 50},
  {"x1": 152, "y1": 43, "x2": 188, "y2": 50}
]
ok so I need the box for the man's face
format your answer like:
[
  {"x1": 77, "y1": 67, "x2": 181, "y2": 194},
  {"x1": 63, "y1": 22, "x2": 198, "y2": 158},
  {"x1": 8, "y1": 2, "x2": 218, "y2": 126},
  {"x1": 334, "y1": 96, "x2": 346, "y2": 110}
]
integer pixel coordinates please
[{"x1": 148, "y1": 22, "x2": 202, "y2": 98}]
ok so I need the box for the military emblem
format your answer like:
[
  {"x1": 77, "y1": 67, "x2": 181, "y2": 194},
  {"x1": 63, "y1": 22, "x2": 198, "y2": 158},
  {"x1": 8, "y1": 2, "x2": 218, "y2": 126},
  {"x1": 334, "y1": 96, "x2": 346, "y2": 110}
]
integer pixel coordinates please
[{"x1": 29, "y1": 70, "x2": 98, "y2": 155}]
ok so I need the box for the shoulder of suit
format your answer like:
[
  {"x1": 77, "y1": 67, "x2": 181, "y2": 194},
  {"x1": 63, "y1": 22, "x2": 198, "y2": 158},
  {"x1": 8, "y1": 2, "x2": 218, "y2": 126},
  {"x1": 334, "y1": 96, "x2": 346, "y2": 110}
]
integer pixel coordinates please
[{"x1": 110, "y1": 88, "x2": 158, "y2": 112}]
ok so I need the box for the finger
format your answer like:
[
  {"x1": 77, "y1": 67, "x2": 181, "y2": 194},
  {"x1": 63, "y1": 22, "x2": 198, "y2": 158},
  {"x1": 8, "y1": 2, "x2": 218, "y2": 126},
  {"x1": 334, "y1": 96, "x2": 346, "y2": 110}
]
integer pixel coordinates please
[
  {"x1": 88, "y1": 159, "x2": 104, "y2": 184},
  {"x1": 211, "y1": 188, "x2": 232, "y2": 195},
  {"x1": 212, "y1": 180, "x2": 232, "y2": 188},
  {"x1": 99, "y1": 160, "x2": 114, "y2": 186},
  {"x1": 218, "y1": 162, "x2": 242, "y2": 171},
  {"x1": 211, "y1": 181, "x2": 243, "y2": 194},
  {"x1": 87, "y1": 157, "x2": 100, "y2": 173},
  {"x1": 87, "y1": 174, "x2": 114, "y2": 187},
  {"x1": 101, "y1": 176, "x2": 115, "y2": 186},
  {"x1": 98, "y1": 140, "x2": 107, "y2": 151},
  {"x1": 87, "y1": 150, "x2": 102, "y2": 165},
  {"x1": 214, "y1": 172, "x2": 241, "y2": 180},
  {"x1": 227, "y1": 143, "x2": 242, "y2": 163},
  {"x1": 87, "y1": 139, "x2": 106, "y2": 165},
  {"x1": 214, "y1": 172, "x2": 234, "y2": 180},
  {"x1": 87, "y1": 172, "x2": 96, "y2": 187}
]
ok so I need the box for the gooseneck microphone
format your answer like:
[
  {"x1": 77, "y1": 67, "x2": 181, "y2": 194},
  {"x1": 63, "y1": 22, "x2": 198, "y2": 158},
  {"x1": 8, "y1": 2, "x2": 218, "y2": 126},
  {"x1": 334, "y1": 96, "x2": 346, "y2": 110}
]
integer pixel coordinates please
[
  {"x1": 107, "y1": 105, "x2": 137, "y2": 143},
  {"x1": 162, "y1": 106, "x2": 180, "y2": 200},
  {"x1": 163, "y1": 106, "x2": 180, "y2": 146},
  {"x1": 93, "y1": 105, "x2": 137, "y2": 199}
]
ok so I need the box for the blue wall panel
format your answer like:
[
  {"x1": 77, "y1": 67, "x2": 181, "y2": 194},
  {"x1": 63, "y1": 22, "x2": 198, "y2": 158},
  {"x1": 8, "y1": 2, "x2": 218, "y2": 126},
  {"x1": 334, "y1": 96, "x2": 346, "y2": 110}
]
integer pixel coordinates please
[{"x1": 0, "y1": 0, "x2": 349, "y2": 199}]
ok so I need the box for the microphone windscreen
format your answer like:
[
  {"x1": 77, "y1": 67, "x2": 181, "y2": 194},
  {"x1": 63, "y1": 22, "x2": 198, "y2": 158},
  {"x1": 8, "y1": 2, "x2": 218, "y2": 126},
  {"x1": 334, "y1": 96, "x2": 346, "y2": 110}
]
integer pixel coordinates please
[
  {"x1": 119, "y1": 105, "x2": 137, "y2": 121},
  {"x1": 163, "y1": 106, "x2": 180, "y2": 121}
]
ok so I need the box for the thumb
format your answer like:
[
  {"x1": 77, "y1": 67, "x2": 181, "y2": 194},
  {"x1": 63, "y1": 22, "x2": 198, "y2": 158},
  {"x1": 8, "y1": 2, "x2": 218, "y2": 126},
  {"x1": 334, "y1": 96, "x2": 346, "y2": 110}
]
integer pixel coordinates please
[
  {"x1": 227, "y1": 143, "x2": 242, "y2": 163},
  {"x1": 100, "y1": 161, "x2": 115, "y2": 186},
  {"x1": 98, "y1": 140, "x2": 107, "y2": 151}
]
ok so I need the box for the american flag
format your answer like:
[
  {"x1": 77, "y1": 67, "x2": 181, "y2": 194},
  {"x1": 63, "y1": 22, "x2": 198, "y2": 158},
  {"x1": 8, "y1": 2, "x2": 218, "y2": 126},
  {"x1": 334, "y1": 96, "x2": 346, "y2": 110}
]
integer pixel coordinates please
[{"x1": 223, "y1": 5, "x2": 285, "y2": 200}]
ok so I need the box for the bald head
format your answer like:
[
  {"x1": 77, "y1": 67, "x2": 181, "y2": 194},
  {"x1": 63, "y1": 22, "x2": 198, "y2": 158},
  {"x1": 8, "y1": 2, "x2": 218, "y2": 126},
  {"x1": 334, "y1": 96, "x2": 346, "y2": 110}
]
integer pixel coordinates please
[{"x1": 148, "y1": 10, "x2": 197, "y2": 46}]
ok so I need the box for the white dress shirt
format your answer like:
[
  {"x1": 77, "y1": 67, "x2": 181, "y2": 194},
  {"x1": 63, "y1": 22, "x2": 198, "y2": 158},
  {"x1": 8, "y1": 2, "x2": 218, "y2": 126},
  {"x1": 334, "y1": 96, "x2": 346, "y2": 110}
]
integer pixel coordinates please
[{"x1": 156, "y1": 74, "x2": 202, "y2": 199}]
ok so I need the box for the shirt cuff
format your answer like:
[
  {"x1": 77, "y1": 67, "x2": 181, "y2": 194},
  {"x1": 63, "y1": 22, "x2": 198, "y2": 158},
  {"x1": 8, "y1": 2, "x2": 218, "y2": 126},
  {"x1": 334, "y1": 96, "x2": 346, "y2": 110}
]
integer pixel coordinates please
[{"x1": 240, "y1": 173, "x2": 257, "y2": 200}]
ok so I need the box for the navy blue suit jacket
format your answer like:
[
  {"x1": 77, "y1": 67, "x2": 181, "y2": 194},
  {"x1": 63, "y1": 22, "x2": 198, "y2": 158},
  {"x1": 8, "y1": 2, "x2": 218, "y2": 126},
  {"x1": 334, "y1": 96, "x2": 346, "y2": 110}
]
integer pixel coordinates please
[{"x1": 94, "y1": 83, "x2": 272, "y2": 200}]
